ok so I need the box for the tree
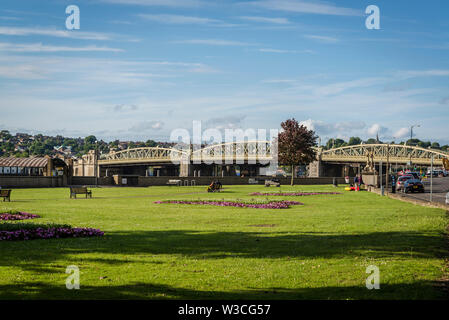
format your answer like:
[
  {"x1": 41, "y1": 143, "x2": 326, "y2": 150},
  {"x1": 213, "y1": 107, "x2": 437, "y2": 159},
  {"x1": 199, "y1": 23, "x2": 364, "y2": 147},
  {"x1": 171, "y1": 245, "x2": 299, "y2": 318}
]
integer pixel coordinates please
[
  {"x1": 325, "y1": 138, "x2": 346, "y2": 150},
  {"x1": 348, "y1": 137, "x2": 362, "y2": 146},
  {"x1": 277, "y1": 118, "x2": 318, "y2": 185},
  {"x1": 84, "y1": 135, "x2": 97, "y2": 145},
  {"x1": 365, "y1": 138, "x2": 378, "y2": 144},
  {"x1": 431, "y1": 142, "x2": 440, "y2": 149}
]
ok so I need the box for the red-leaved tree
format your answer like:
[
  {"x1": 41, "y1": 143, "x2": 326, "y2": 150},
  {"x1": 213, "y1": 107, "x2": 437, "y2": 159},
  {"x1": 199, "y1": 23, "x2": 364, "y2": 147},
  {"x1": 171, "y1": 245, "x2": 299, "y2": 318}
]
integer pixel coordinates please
[{"x1": 277, "y1": 118, "x2": 318, "y2": 185}]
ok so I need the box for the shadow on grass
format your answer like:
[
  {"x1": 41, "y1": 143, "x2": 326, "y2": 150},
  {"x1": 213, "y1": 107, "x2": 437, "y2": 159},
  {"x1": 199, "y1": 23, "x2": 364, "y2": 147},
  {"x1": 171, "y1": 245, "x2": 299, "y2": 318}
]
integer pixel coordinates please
[
  {"x1": 0, "y1": 229, "x2": 446, "y2": 270},
  {"x1": 0, "y1": 280, "x2": 444, "y2": 300}
]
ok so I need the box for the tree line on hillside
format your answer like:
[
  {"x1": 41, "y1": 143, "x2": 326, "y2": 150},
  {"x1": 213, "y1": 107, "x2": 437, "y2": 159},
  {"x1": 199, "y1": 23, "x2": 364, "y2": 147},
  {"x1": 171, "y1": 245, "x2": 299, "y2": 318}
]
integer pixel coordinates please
[
  {"x1": 0, "y1": 130, "x2": 173, "y2": 158},
  {"x1": 1, "y1": 128, "x2": 447, "y2": 159},
  {"x1": 323, "y1": 137, "x2": 448, "y2": 151}
]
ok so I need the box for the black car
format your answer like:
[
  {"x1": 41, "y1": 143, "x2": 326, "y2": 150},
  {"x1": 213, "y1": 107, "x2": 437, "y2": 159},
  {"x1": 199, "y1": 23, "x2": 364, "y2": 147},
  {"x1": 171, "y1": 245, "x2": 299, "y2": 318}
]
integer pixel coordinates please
[{"x1": 403, "y1": 179, "x2": 425, "y2": 193}]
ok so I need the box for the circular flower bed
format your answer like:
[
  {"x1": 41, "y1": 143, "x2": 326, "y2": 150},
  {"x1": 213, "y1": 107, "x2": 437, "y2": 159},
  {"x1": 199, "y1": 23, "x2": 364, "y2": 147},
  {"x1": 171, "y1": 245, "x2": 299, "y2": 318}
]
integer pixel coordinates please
[
  {"x1": 0, "y1": 223, "x2": 104, "y2": 241},
  {"x1": 154, "y1": 200, "x2": 303, "y2": 209},
  {"x1": 249, "y1": 192, "x2": 342, "y2": 196},
  {"x1": 0, "y1": 211, "x2": 40, "y2": 221}
]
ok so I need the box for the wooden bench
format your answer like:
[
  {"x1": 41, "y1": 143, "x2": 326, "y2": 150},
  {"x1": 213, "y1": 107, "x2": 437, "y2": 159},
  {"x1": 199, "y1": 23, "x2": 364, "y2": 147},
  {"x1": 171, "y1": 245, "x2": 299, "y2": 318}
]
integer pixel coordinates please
[
  {"x1": 70, "y1": 187, "x2": 92, "y2": 199},
  {"x1": 265, "y1": 179, "x2": 280, "y2": 187},
  {"x1": 0, "y1": 189, "x2": 12, "y2": 202},
  {"x1": 166, "y1": 179, "x2": 181, "y2": 186}
]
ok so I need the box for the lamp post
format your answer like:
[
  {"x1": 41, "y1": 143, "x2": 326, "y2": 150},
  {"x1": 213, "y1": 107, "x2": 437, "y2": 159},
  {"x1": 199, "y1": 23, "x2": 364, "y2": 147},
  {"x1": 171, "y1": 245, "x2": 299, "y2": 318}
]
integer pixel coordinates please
[
  {"x1": 408, "y1": 124, "x2": 420, "y2": 169},
  {"x1": 95, "y1": 140, "x2": 98, "y2": 187},
  {"x1": 410, "y1": 124, "x2": 420, "y2": 142}
]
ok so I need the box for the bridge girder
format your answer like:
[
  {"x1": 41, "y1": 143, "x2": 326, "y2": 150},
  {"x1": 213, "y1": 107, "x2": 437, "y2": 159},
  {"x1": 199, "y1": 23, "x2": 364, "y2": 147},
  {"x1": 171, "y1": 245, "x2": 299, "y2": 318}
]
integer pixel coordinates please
[
  {"x1": 98, "y1": 143, "x2": 448, "y2": 166},
  {"x1": 320, "y1": 144, "x2": 448, "y2": 165}
]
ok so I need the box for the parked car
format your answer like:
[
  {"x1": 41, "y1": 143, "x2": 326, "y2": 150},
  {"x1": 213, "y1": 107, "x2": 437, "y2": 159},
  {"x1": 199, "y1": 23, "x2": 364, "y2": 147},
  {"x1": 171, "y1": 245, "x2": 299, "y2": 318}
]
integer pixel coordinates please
[
  {"x1": 407, "y1": 172, "x2": 421, "y2": 180},
  {"x1": 426, "y1": 169, "x2": 441, "y2": 177},
  {"x1": 403, "y1": 179, "x2": 425, "y2": 193},
  {"x1": 396, "y1": 175, "x2": 413, "y2": 191}
]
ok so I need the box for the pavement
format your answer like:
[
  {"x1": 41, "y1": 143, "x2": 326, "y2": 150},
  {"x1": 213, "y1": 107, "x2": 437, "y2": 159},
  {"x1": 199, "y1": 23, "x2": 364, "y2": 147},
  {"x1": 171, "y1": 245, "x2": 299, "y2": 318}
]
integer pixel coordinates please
[{"x1": 399, "y1": 176, "x2": 449, "y2": 205}]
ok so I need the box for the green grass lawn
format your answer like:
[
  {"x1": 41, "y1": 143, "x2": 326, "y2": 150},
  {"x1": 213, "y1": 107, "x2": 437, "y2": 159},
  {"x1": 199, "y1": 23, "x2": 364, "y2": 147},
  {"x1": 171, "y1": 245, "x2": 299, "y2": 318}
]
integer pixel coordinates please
[{"x1": 0, "y1": 184, "x2": 447, "y2": 300}]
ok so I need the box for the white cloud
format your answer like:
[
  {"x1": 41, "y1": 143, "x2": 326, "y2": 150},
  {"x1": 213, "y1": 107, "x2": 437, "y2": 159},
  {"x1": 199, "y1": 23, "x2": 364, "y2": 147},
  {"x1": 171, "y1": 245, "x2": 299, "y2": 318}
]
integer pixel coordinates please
[
  {"x1": 99, "y1": 0, "x2": 203, "y2": 6},
  {"x1": 204, "y1": 115, "x2": 246, "y2": 130},
  {"x1": 172, "y1": 39, "x2": 252, "y2": 46},
  {"x1": 0, "y1": 42, "x2": 124, "y2": 52},
  {"x1": 238, "y1": 16, "x2": 290, "y2": 24},
  {"x1": 397, "y1": 69, "x2": 449, "y2": 79},
  {"x1": 259, "y1": 48, "x2": 313, "y2": 54},
  {"x1": 393, "y1": 127, "x2": 410, "y2": 139},
  {"x1": 299, "y1": 119, "x2": 366, "y2": 136},
  {"x1": 304, "y1": 34, "x2": 339, "y2": 43},
  {"x1": 247, "y1": 0, "x2": 361, "y2": 16},
  {"x1": 0, "y1": 26, "x2": 112, "y2": 40},
  {"x1": 367, "y1": 124, "x2": 388, "y2": 136},
  {"x1": 0, "y1": 64, "x2": 45, "y2": 80},
  {"x1": 312, "y1": 77, "x2": 386, "y2": 96},
  {"x1": 138, "y1": 14, "x2": 225, "y2": 25},
  {"x1": 113, "y1": 104, "x2": 138, "y2": 112},
  {"x1": 129, "y1": 121, "x2": 164, "y2": 132}
]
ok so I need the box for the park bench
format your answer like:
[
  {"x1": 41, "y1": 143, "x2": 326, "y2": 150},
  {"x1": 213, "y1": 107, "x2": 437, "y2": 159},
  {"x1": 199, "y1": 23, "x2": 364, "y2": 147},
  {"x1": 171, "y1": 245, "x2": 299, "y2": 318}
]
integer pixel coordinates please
[
  {"x1": 70, "y1": 187, "x2": 92, "y2": 199},
  {"x1": 265, "y1": 179, "x2": 280, "y2": 187},
  {"x1": 166, "y1": 179, "x2": 181, "y2": 186},
  {"x1": 0, "y1": 189, "x2": 12, "y2": 202},
  {"x1": 248, "y1": 178, "x2": 259, "y2": 184}
]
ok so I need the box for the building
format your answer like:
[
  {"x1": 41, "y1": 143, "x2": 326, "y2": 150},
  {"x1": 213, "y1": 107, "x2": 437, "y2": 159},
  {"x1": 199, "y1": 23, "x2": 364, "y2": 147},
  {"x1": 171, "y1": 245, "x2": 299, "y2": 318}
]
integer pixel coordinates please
[
  {"x1": 0, "y1": 156, "x2": 68, "y2": 176},
  {"x1": 72, "y1": 150, "x2": 97, "y2": 176}
]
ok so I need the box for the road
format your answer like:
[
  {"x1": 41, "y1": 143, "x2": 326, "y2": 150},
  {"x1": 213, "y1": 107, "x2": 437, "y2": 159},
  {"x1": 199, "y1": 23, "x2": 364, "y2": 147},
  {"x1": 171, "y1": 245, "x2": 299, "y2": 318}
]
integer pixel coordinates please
[{"x1": 400, "y1": 176, "x2": 449, "y2": 205}]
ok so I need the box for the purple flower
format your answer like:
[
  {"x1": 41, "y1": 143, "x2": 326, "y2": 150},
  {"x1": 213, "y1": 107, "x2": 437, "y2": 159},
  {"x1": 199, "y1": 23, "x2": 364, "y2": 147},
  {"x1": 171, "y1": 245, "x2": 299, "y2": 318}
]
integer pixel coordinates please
[
  {"x1": 0, "y1": 227, "x2": 104, "y2": 241},
  {"x1": 249, "y1": 192, "x2": 342, "y2": 197},
  {"x1": 0, "y1": 211, "x2": 41, "y2": 221},
  {"x1": 154, "y1": 200, "x2": 303, "y2": 209}
]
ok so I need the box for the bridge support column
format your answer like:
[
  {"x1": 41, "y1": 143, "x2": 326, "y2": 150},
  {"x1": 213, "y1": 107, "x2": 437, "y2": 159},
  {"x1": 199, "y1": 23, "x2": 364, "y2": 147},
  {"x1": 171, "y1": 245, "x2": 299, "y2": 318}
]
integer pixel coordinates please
[
  {"x1": 179, "y1": 162, "x2": 191, "y2": 177},
  {"x1": 307, "y1": 160, "x2": 322, "y2": 177}
]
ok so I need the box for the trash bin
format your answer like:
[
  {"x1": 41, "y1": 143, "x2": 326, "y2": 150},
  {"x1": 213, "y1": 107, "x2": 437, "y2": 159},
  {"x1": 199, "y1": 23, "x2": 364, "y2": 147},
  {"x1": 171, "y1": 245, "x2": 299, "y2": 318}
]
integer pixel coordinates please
[{"x1": 391, "y1": 185, "x2": 396, "y2": 193}]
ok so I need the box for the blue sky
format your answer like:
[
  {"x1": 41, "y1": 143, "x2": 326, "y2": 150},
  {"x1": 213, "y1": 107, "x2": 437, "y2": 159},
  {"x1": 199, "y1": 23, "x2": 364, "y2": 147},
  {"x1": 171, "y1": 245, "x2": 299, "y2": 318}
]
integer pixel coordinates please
[{"x1": 0, "y1": 0, "x2": 448, "y2": 144}]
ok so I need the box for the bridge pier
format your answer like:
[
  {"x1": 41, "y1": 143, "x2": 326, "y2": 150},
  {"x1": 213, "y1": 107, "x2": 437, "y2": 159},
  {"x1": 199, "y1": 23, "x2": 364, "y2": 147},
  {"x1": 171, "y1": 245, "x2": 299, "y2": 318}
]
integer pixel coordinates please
[{"x1": 307, "y1": 160, "x2": 322, "y2": 177}]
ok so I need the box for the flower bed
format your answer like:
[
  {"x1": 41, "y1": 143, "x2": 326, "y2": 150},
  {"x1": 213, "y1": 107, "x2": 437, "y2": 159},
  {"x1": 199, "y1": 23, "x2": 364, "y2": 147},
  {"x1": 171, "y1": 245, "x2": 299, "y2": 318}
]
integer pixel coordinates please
[
  {"x1": 0, "y1": 223, "x2": 104, "y2": 241},
  {"x1": 154, "y1": 200, "x2": 303, "y2": 209},
  {"x1": 249, "y1": 192, "x2": 342, "y2": 196},
  {"x1": 0, "y1": 211, "x2": 40, "y2": 221}
]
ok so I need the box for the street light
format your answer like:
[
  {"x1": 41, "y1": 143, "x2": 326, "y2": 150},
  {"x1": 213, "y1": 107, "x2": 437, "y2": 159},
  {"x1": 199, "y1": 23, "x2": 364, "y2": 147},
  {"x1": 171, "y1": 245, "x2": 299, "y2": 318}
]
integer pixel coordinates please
[
  {"x1": 410, "y1": 124, "x2": 420, "y2": 142},
  {"x1": 408, "y1": 124, "x2": 420, "y2": 169},
  {"x1": 94, "y1": 140, "x2": 98, "y2": 186}
]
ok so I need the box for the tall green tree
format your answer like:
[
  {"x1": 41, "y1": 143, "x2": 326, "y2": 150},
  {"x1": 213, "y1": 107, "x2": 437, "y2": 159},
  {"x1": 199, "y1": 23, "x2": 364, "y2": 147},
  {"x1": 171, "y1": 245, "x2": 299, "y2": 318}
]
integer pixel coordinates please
[
  {"x1": 348, "y1": 137, "x2": 362, "y2": 146},
  {"x1": 277, "y1": 118, "x2": 318, "y2": 186}
]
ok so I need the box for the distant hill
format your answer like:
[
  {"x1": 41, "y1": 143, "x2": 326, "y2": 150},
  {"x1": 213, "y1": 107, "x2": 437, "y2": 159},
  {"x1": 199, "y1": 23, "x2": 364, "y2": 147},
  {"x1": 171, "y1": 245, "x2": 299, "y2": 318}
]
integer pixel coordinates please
[{"x1": 0, "y1": 130, "x2": 175, "y2": 158}]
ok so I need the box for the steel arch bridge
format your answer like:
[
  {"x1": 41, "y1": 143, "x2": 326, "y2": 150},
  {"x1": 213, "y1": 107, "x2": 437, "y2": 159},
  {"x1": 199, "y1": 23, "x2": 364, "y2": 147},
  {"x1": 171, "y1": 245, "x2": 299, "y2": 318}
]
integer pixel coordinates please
[
  {"x1": 190, "y1": 140, "x2": 274, "y2": 163},
  {"x1": 99, "y1": 147, "x2": 187, "y2": 165},
  {"x1": 319, "y1": 144, "x2": 449, "y2": 166},
  {"x1": 98, "y1": 142, "x2": 448, "y2": 166}
]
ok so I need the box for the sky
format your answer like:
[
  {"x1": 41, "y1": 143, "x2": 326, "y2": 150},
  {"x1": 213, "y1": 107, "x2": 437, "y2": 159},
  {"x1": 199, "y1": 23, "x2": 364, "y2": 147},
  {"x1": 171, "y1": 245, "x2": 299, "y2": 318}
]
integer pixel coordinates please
[{"x1": 0, "y1": 0, "x2": 448, "y2": 144}]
